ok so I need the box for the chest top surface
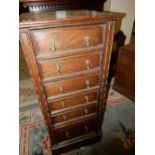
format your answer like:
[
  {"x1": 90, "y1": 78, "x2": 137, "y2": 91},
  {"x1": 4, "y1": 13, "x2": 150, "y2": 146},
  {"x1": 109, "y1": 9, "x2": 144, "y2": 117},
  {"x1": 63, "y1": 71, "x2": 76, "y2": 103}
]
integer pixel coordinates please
[{"x1": 19, "y1": 10, "x2": 125, "y2": 29}]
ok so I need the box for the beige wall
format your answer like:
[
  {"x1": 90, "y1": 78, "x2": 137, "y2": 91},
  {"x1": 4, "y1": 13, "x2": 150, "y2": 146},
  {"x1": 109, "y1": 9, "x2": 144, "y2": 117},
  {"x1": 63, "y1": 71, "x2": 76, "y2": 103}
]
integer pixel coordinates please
[{"x1": 104, "y1": 0, "x2": 135, "y2": 44}]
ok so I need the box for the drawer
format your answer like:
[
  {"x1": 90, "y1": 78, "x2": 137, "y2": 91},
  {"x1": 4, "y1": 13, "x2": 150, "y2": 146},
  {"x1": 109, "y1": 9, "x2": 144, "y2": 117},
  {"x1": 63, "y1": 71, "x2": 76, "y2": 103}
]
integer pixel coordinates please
[
  {"x1": 53, "y1": 118, "x2": 97, "y2": 143},
  {"x1": 39, "y1": 53, "x2": 100, "y2": 79},
  {"x1": 45, "y1": 74, "x2": 99, "y2": 98},
  {"x1": 48, "y1": 92, "x2": 98, "y2": 111},
  {"x1": 31, "y1": 26, "x2": 103, "y2": 55},
  {"x1": 51, "y1": 103, "x2": 96, "y2": 125}
]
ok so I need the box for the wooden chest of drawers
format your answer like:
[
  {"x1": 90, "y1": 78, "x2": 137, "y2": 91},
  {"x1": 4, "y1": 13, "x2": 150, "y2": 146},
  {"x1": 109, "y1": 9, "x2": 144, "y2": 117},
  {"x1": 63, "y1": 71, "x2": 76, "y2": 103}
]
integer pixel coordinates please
[{"x1": 19, "y1": 10, "x2": 124, "y2": 154}]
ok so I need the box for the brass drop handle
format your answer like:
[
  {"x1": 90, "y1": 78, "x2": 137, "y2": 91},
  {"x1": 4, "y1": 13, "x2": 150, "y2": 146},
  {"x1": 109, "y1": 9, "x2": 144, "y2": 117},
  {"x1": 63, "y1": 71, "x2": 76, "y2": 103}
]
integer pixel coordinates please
[
  {"x1": 66, "y1": 131, "x2": 69, "y2": 138},
  {"x1": 59, "y1": 86, "x2": 64, "y2": 94},
  {"x1": 84, "y1": 109, "x2": 88, "y2": 115},
  {"x1": 85, "y1": 125, "x2": 88, "y2": 133},
  {"x1": 61, "y1": 101, "x2": 65, "y2": 108},
  {"x1": 85, "y1": 96, "x2": 89, "y2": 103},
  {"x1": 85, "y1": 59, "x2": 91, "y2": 69},
  {"x1": 85, "y1": 80, "x2": 90, "y2": 88},
  {"x1": 63, "y1": 115, "x2": 66, "y2": 121},
  {"x1": 84, "y1": 36, "x2": 90, "y2": 47},
  {"x1": 51, "y1": 39, "x2": 56, "y2": 51},
  {"x1": 56, "y1": 64, "x2": 61, "y2": 75}
]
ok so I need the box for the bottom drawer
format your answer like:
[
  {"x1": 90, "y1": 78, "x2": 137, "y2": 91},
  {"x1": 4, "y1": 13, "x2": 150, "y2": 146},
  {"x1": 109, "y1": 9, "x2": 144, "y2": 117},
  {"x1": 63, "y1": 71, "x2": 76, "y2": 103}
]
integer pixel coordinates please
[{"x1": 53, "y1": 118, "x2": 97, "y2": 144}]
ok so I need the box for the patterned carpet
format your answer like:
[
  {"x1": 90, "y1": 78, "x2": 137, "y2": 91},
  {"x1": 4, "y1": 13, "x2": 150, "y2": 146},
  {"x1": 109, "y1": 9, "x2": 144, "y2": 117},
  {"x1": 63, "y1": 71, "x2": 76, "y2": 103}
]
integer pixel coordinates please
[{"x1": 19, "y1": 89, "x2": 135, "y2": 155}]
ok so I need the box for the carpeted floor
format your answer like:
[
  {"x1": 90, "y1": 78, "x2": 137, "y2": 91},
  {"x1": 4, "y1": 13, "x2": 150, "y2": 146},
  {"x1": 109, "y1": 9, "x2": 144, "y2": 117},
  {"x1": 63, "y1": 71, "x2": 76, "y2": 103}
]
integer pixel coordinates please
[{"x1": 19, "y1": 89, "x2": 135, "y2": 155}]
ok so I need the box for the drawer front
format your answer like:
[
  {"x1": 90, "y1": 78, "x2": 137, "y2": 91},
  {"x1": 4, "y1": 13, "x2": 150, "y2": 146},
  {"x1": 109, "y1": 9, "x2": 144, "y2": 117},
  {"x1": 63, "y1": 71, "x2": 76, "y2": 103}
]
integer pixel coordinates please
[
  {"x1": 45, "y1": 74, "x2": 99, "y2": 98},
  {"x1": 31, "y1": 26, "x2": 103, "y2": 54},
  {"x1": 48, "y1": 92, "x2": 98, "y2": 111},
  {"x1": 51, "y1": 103, "x2": 96, "y2": 124},
  {"x1": 39, "y1": 53, "x2": 100, "y2": 79},
  {"x1": 54, "y1": 118, "x2": 97, "y2": 143}
]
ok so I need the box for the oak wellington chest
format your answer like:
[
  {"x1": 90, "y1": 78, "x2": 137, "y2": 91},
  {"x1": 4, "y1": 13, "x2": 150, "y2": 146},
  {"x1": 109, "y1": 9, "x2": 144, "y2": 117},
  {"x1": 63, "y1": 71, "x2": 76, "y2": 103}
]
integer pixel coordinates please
[{"x1": 19, "y1": 10, "x2": 124, "y2": 154}]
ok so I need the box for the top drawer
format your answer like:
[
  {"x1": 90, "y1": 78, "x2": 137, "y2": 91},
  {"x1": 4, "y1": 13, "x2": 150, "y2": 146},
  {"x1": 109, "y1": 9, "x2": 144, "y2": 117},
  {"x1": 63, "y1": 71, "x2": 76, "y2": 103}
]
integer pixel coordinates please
[{"x1": 31, "y1": 25, "x2": 103, "y2": 55}]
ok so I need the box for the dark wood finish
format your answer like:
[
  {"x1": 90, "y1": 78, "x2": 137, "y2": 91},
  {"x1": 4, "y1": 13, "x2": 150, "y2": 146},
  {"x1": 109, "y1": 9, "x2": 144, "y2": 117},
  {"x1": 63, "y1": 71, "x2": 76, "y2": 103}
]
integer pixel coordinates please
[
  {"x1": 19, "y1": 10, "x2": 124, "y2": 154},
  {"x1": 38, "y1": 53, "x2": 100, "y2": 79},
  {"x1": 108, "y1": 30, "x2": 126, "y2": 81},
  {"x1": 52, "y1": 131, "x2": 102, "y2": 154},
  {"x1": 53, "y1": 112, "x2": 97, "y2": 129},
  {"x1": 113, "y1": 43, "x2": 135, "y2": 101},
  {"x1": 51, "y1": 103, "x2": 96, "y2": 124},
  {"x1": 31, "y1": 25, "x2": 103, "y2": 54},
  {"x1": 97, "y1": 21, "x2": 116, "y2": 130},
  {"x1": 45, "y1": 74, "x2": 99, "y2": 97},
  {"x1": 53, "y1": 118, "x2": 97, "y2": 143},
  {"x1": 48, "y1": 91, "x2": 98, "y2": 112},
  {"x1": 20, "y1": 0, "x2": 106, "y2": 13}
]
